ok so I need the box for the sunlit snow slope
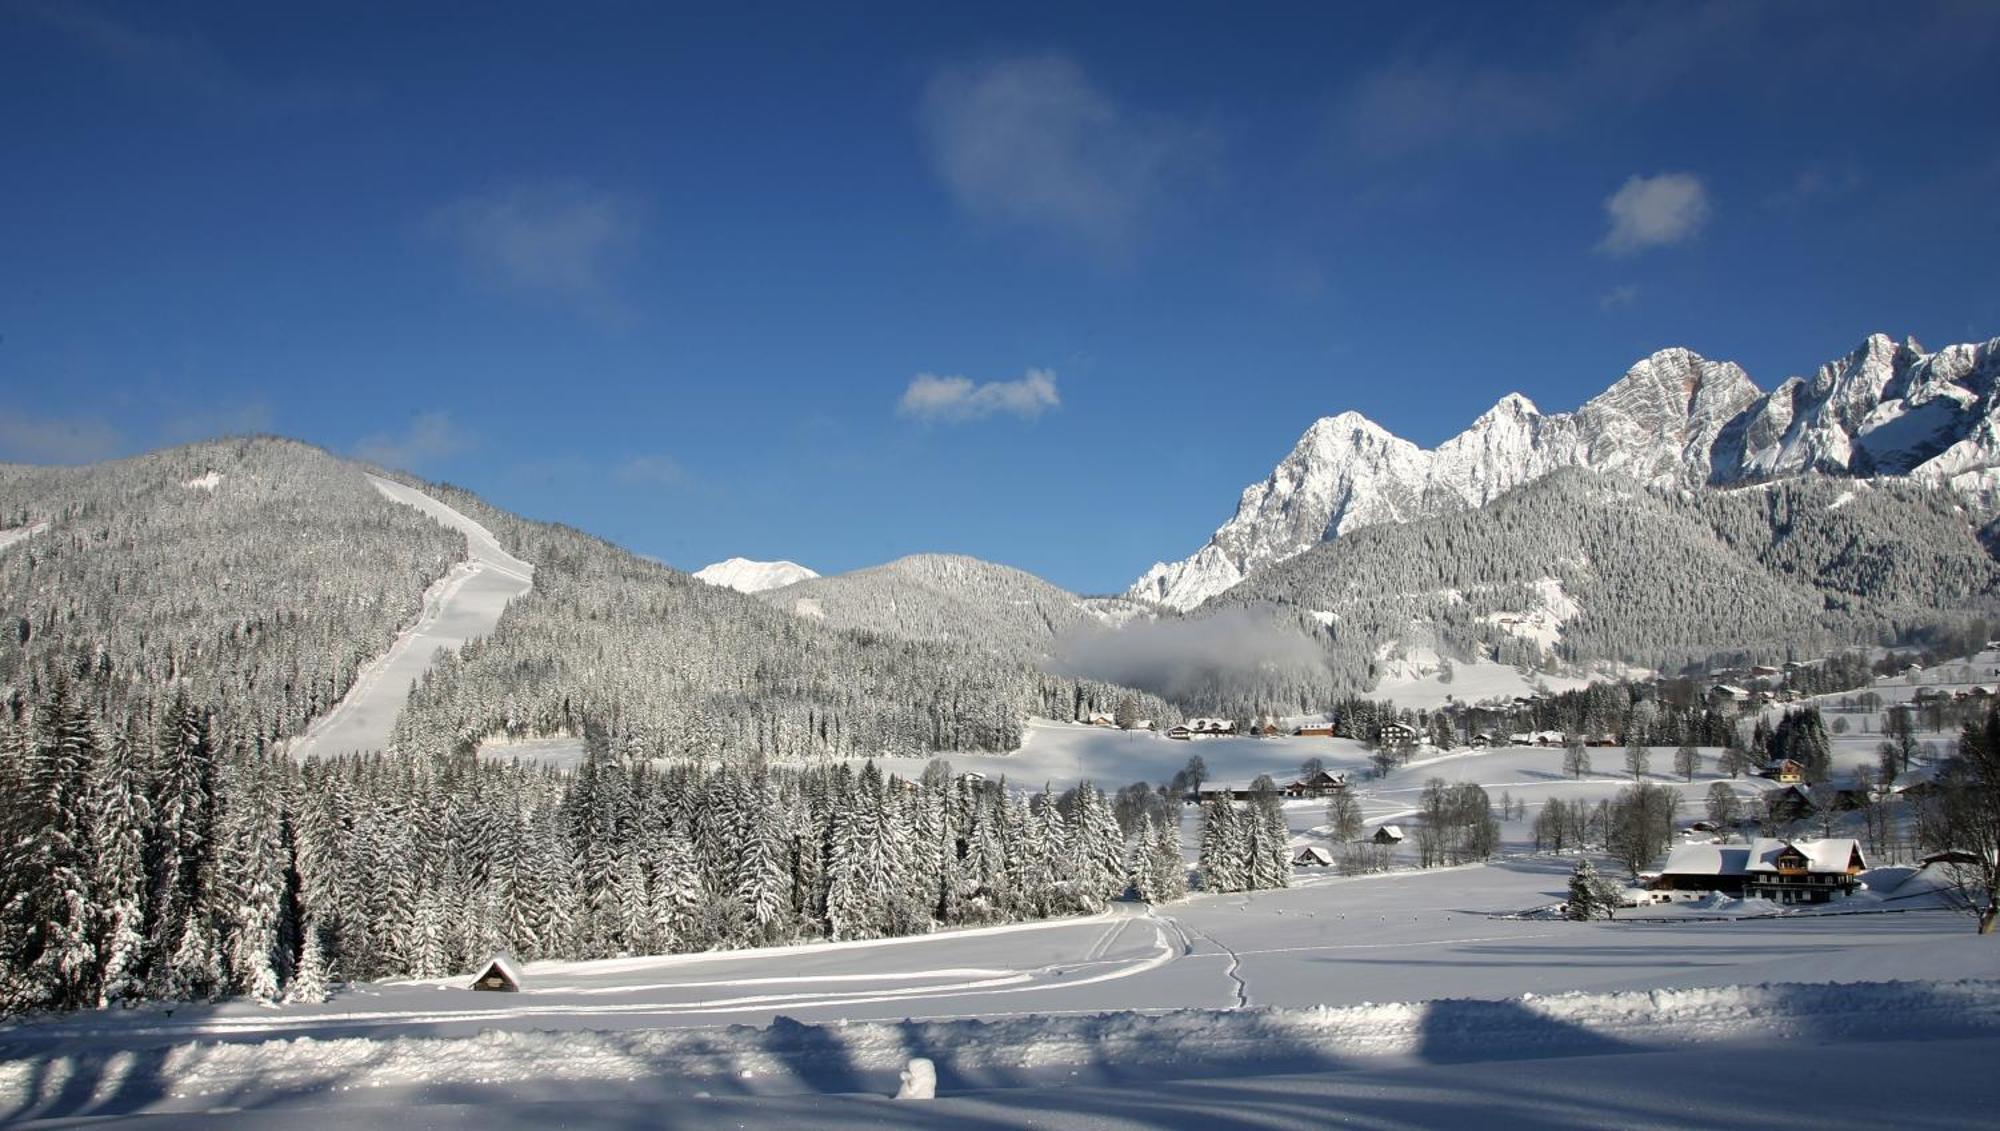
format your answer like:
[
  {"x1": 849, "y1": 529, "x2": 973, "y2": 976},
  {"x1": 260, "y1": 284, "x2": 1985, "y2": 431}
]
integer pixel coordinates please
[{"x1": 287, "y1": 476, "x2": 533, "y2": 759}]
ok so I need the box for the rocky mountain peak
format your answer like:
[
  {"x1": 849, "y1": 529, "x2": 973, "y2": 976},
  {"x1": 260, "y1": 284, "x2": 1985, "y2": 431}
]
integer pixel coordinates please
[{"x1": 1131, "y1": 332, "x2": 2000, "y2": 611}]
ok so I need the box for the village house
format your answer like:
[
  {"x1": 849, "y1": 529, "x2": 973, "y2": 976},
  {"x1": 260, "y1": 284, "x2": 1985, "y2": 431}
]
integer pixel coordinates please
[
  {"x1": 1765, "y1": 785, "x2": 1816, "y2": 824},
  {"x1": 1655, "y1": 838, "x2": 1867, "y2": 904},
  {"x1": 1293, "y1": 723, "x2": 1335, "y2": 738},
  {"x1": 1710, "y1": 684, "x2": 1752, "y2": 705},
  {"x1": 1292, "y1": 846, "x2": 1336, "y2": 868},
  {"x1": 1377, "y1": 721, "x2": 1419, "y2": 748},
  {"x1": 1760, "y1": 758, "x2": 1806, "y2": 784},
  {"x1": 1283, "y1": 769, "x2": 1349, "y2": 799},
  {"x1": 1371, "y1": 825, "x2": 1405, "y2": 845}
]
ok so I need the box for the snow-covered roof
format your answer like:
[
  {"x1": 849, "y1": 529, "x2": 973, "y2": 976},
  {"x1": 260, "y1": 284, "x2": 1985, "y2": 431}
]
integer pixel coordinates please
[
  {"x1": 1745, "y1": 838, "x2": 1864, "y2": 875},
  {"x1": 1293, "y1": 846, "x2": 1336, "y2": 865},
  {"x1": 1375, "y1": 824, "x2": 1404, "y2": 840},
  {"x1": 470, "y1": 953, "x2": 525, "y2": 989},
  {"x1": 1659, "y1": 842, "x2": 1752, "y2": 877},
  {"x1": 1662, "y1": 838, "x2": 1864, "y2": 878}
]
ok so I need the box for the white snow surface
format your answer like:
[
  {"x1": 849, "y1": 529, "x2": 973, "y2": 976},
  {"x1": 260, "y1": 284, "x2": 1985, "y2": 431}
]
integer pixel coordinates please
[
  {"x1": 183, "y1": 470, "x2": 223, "y2": 491},
  {"x1": 693, "y1": 557, "x2": 819, "y2": 593},
  {"x1": 0, "y1": 520, "x2": 49, "y2": 553},
  {"x1": 287, "y1": 477, "x2": 533, "y2": 760},
  {"x1": 14, "y1": 708, "x2": 2000, "y2": 1126}
]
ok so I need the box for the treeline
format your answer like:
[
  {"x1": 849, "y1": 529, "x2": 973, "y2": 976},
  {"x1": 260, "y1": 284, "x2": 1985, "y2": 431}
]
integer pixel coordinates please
[{"x1": 0, "y1": 680, "x2": 1191, "y2": 1016}]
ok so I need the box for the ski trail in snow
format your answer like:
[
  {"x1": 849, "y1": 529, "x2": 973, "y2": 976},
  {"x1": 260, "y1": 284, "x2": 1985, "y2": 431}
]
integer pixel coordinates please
[
  {"x1": 0, "y1": 520, "x2": 48, "y2": 553},
  {"x1": 1174, "y1": 919, "x2": 1248, "y2": 1009},
  {"x1": 287, "y1": 476, "x2": 533, "y2": 760}
]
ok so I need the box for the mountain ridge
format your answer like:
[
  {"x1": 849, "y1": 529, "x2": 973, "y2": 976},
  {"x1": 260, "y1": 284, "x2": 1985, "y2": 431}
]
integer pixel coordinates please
[{"x1": 1132, "y1": 332, "x2": 2000, "y2": 610}]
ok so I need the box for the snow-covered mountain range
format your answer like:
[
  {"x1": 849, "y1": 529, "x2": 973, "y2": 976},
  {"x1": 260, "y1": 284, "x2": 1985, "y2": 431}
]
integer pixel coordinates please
[
  {"x1": 692, "y1": 556, "x2": 819, "y2": 593},
  {"x1": 1132, "y1": 333, "x2": 2000, "y2": 610}
]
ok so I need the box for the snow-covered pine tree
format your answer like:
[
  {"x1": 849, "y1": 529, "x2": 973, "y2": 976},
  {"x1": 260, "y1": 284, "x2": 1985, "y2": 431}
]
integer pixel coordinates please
[
  {"x1": 1129, "y1": 813, "x2": 1159, "y2": 902},
  {"x1": 286, "y1": 917, "x2": 331, "y2": 1004},
  {"x1": 1151, "y1": 814, "x2": 1189, "y2": 902},
  {"x1": 91, "y1": 718, "x2": 155, "y2": 1006},
  {"x1": 1198, "y1": 797, "x2": 1245, "y2": 893}
]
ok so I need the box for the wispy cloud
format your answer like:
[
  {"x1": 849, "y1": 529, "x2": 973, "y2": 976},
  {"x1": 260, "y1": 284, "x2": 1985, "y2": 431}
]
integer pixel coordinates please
[
  {"x1": 1598, "y1": 283, "x2": 1641, "y2": 311},
  {"x1": 612, "y1": 454, "x2": 689, "y2": 488},
  {"x1": 14, "y1": 0, "x2": 371, "y2": 111},
  {"x1": 919, "y1": 53, "x2": 1212, "y2": 261},
  {"x1": 0, "y1": 408, "x2": 124, "y2": 464},
  {"x1": 354, "y1": 411, "x2": 470, "y2": 471},
  {"x1": 1338, "y1": 54, "x2": 1564, "y2": 161},
  {"x1": 898, "y1": 368, "x2": 1060, "y2": 424},
  {"x1": 426, "y1": 181, "x2": 645, "y2": 322},
  {"x1": 1597, "y1": 173, "x2": 1709, "y2": 255},
  {"x1": 1765, "y1": 163, "x2": 1864, "y2": 210},
  {"x1": 1331, "y1": 5, "x2": 1758, "y2": 163}
]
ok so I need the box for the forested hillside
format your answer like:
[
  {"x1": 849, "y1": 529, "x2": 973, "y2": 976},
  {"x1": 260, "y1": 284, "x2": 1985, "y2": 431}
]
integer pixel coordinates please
[
  {"x1": 1140, "y1": 469, "x2": 2000, "y2": 716},
  {"x1": 0, "y1": 439, "x2": 462, "y2": 745},
  {"x1": 0, "y1": 440, "x2": 1183, "y2": 1016},
  {"x1": 753, "y1": 553, "x2": 1147, "y2": 661},
  {"x1": 391, "y1": 537, "x2": 1172, "y2": 762}
]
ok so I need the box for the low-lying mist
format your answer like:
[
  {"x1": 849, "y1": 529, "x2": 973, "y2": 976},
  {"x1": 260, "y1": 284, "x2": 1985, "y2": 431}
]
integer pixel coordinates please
[{"x1": 1050, "y1": 606, "x2": 1330, "y2": 708}]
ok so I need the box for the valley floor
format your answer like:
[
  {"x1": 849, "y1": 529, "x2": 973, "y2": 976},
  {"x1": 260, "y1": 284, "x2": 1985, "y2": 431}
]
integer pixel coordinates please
[{"x1": 3, "y1": 860, "x2": 1992, "y2": 1127}]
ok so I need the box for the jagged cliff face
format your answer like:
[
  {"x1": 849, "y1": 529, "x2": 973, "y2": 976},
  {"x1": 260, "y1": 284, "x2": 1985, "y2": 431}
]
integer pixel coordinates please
[{"x1": 1131, "y1": 333, "x2": 2000, "y2": 611}]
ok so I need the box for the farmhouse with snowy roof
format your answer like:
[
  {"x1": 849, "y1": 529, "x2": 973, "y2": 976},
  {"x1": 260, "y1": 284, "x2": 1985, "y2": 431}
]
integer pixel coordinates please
[
  {"x1": 1372, "y1": 825, "x2": 1405, "y2": 845},
  {"x1": 1169, "y1": 717, "x2": 1237, "y2": 740},
  {"x1": 1656, "y1": 838, "x2": 1867, "y2": 904},
  {"x1": 1286, "y1": 769, "x2": 1349, "y2": 798},
  {"x1": 1292, "y1": 846, "x2": 1335, "y2": 867}
]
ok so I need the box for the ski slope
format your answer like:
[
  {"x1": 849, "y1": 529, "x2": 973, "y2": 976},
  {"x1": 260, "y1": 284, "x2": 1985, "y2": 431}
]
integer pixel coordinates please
[{"x1": 288, "y1": 477, "x2": 533, "y2": 760}]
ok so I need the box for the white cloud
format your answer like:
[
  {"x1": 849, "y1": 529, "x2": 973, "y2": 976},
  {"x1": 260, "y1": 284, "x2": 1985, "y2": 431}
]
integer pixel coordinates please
[
  {"x1": 0, "y1": 408, "x2": 123, "y2": 464},
  {"x1": 612, "y1": 454, "x2": 689, "y2": 488},
  {"x1": 354, "y1": 411, "x2": 469, "y2": 470},
  {"x1": 1597, "y1": 172, "x2": 1710, "y2": 255},
  {"x1": 898, "y1": 368, "x2": 1061, "y2": 424},
  {"x1": 427, "y1": 181, "x2": 643, "y2": 320},
  {"x1": 919, "y1": 53, "x2": 1209, "y2": 259}
]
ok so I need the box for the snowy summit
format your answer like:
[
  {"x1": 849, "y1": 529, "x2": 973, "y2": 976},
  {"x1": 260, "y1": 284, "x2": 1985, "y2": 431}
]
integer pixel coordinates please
[{"x1": 693, "y1": 556, "x2": 820, "y2": 593}]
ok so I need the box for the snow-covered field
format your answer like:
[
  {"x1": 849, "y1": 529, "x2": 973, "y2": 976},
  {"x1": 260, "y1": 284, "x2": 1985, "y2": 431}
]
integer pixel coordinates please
[
  {"x1": 2, "y1": 857, "x2": 1990, "y2": 1126},
  {"x1": 14, "y1": 664, "x2": 1997, "y2": 1126},
  {"x1": 288, "y1": 477, "x2": 533, "y2": 760}
]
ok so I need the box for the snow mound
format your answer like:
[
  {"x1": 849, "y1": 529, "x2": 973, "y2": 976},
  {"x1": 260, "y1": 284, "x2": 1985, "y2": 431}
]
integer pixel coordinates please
[
  {"x1": 694, "y1": 557, "x2": 820, "y2": 593},
  {"x1": 184, "y1": 469, "x2": 224, "y2": 491}
]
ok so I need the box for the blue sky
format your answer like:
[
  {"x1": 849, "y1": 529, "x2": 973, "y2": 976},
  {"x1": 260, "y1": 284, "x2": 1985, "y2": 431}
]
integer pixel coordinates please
[{"x1": 4, "y1": 1, "x2": 1998, "y2": 593}]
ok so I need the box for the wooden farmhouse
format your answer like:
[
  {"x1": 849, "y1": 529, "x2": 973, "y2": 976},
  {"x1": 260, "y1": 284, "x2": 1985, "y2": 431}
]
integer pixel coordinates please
[
  {"x1": 1293, "y1": 723, "x2": 1336, "y2": 738},
  {"x1": 1283, "y1": 769, "x2": 1350, "y2": 799},
  {"x1": 1764, "y1": 785, "x2": 1816, "y2": 823},
  {"x1": 1655, "y1": 838, "x2": 1867, "y2": 904},
  {"x1": 1371, "y1": 824, "x2": 1405, "y2": 845},
  {"x1": 1292, "y1": 846, "x2": 1336, "y2": 868},
  {"x1": 1760, "y1": 758, "x2": 1806, "y2": 784},
  {"x1": 469, "y1": 954, "x2": 524, "y2": 992}
]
